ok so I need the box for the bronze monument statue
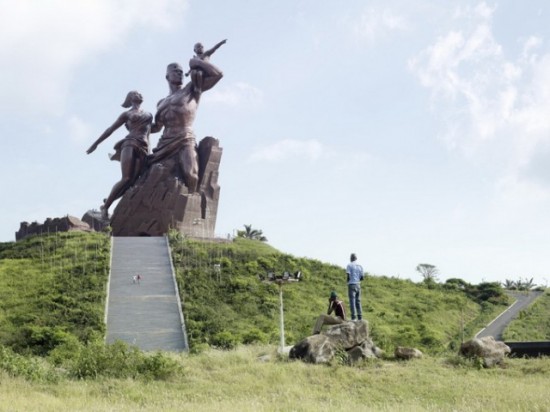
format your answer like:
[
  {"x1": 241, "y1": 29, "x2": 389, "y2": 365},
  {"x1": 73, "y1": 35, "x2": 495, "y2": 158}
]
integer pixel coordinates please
[
  {"x1": 87, "y1": 41, "x2": 226, "y2": 237},
  {"x1": 86, "y1": 91, "x2": 152, "y2": 218}
]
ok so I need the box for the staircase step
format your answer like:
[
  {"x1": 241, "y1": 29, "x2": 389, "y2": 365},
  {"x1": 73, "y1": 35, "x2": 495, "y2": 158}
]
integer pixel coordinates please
[{"x1": 105, "y1": 236, "x2": 187, "y2": 351}]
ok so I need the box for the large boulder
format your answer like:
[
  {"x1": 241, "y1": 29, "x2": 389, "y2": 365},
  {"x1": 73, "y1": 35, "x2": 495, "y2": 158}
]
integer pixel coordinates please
[
  {"x1": 81, "y1": 209, "x2": 109, "y2": 232},
  {"x1": 347, "y1": 338, "x2": 384, "y2": 364},
  {"x1": 459, "y1": 336, "x2": 511, "y2": 367},
  {"x1": 324, "y1": 319, "x2": 369, "y2": 349},
  {"x1": 290, "y1": 320, "x2": 381, "y2": 364},
  {"x1": 395, "y1": 346, "x2": 423, "y2": 360},
  {"x1": 289, "y1": 334, "x2": 336, "y2": 364}
]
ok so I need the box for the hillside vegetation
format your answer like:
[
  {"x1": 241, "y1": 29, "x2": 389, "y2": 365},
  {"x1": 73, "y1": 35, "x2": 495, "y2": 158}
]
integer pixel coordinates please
[
  {"x1": 2, "y1": 232, "x2": 550, "y2": 411},
  {"x1": 167, "y1": 232, "x2": 509, "y2": 353},
  {"x1": 0, "y1": 232, "x2": 110, "y2": 355},
  {"x1": 504, "y1": 290, "x2": 550, "y2": 341},
  {"x1": 0, "y1": 231, "x2": 512, "y2": 357}
]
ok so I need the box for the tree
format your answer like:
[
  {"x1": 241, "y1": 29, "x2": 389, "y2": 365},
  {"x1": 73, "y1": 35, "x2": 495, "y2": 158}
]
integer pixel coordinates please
[
  {"x1": 502, "y1": 279, "x2": 517, "y2": 290},
  {"x1": 416, "y1": 263, "x2": 439, "y2": 285},
  {"x1": 475, "y1": 282, "x2": 507, "y2": 304},
  {"x1": 516, "y1": 277, "x2": 536, "y2": 291},
  {"x1": 237, "y1": 224, "x2": 267, "y2": 242},
  {"x1": 445, "y1": 278, "x2": 470, "y2": 291},
  {"x1": 503, "y1": 277, "x2": 536, "y2": 290}
]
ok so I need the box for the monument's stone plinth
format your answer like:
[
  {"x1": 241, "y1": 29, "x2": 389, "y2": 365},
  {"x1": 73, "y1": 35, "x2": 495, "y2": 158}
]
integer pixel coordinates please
[{"x1": 110, "y1": 136, "x2": 222, "y2": 237}]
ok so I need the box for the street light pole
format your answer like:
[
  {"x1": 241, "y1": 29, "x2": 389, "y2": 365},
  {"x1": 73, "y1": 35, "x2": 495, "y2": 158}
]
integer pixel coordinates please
[
  {"x1": 278, "y1": 283, "x2": 285, "y2": 351},
  {"x1": 259, "y1": 271, "x2": 302, "y2": 354}
]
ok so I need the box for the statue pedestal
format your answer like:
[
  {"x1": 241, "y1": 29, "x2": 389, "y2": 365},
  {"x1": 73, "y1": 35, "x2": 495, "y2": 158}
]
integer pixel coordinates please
[{"x1": 110, "y1": 137, "x2": 221, "y2": 237}]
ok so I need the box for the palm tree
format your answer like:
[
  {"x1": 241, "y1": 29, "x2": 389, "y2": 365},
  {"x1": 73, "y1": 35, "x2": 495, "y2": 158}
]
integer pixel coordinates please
[
  {"x1": 502, "y1": 279, "x2": 517, "y2": 290},
  {"x1": 237, "y1": 224, "x2": 267, "y2": 242},
  {"x1": 517, "y1": 277, "x2": 536, "y2": 291}
]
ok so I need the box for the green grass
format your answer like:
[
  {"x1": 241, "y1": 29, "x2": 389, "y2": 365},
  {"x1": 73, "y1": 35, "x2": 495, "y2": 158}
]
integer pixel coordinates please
[
  {"x1": 1, "y1": 346, "x2": 550, "y2": 411},
  {"x1": 169, "y1": 236, "x2": 508, "y2": 353},
  {"x1": 0, "y1": 232, "x2": 110, "y2": 354},
  {"x1": 0, "y1": 232, "x2": 548, "y2": 410},
  {"x1": 504, "y1": 290, "x2": 550, "y2": 341},
  {"x1": 0, "y1": 232, "x2": 513, "y2": 356}
]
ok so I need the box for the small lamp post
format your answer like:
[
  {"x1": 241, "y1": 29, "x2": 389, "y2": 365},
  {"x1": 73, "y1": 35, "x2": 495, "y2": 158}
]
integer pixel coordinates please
[{"x1": 259, "y1": 271, "x2": 302, "y2": 353}]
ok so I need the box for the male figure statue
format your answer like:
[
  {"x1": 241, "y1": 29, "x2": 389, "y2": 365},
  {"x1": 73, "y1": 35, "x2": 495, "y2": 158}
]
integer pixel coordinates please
[{"x1": 150, "y1": 58, "x2": 223, "y2": 192}]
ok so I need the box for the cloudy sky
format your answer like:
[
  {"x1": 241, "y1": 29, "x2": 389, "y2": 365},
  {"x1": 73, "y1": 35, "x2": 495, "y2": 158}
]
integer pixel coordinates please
[{"x1": 1, "y1": 0, "x2": 550, "y2": 286}]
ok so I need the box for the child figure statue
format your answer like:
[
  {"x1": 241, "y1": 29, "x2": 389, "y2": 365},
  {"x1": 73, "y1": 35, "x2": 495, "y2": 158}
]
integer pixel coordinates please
[{"x1": 185, "y1": 39, "x2": 227, "y2": 94}]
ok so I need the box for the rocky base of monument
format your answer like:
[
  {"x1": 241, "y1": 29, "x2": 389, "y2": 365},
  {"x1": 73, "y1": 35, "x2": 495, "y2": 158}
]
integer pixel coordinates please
[
  {"x1": 289, "y1": 320, "x2": 384, "y2": 364},
  {"x1": 110, "y1": 136, "x2": 222, "y2": 237}
]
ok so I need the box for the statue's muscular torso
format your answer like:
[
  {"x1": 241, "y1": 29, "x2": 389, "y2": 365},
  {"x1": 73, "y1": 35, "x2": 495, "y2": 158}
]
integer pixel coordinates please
[{"x1": 156, "y1": 84, "x2": 198, "y2": 137}]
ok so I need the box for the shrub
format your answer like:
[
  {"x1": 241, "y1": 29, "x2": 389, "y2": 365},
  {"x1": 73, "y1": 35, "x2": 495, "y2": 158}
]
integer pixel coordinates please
[
  {"x1": 137, "y1": 352, "x2": 182, "y2": 381},
  {"x1": 18, "y1": 325, "x2": 74, "y2": 356},
  {"x1": 242, "y1": 328, "x2": 269, "y2": 345},
  {"x1": 0, "y1": 345, "x2": 60, "y2": 382},
  {"x1": 69, "y1": 340, "x2": 182, "y2": 380},
  {"x1": 211, "y1": 331, "x2": 239, "y2": 350},
  {"x1": 47, "y1": 334, "x2": 81, "y2": 367}
]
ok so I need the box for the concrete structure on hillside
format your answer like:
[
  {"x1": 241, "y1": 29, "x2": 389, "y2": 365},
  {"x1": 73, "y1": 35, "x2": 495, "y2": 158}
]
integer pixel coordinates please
[
  {"x1": 15, "y1": 210, "x2": 110, "y2": 241},
  {"x1": 16, "y1": 215, "x2": 92, "y2": 241}
]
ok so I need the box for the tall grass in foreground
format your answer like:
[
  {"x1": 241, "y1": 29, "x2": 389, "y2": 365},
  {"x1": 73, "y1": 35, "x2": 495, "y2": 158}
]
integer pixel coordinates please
[{"x1": 1, "y1": 345, "x2": 549, "y2": 411}]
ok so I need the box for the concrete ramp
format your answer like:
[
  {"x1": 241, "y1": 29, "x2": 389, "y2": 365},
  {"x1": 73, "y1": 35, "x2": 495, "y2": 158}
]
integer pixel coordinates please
[{"x1": 105, "y1": 236, "x2": 188, "y2": 352}]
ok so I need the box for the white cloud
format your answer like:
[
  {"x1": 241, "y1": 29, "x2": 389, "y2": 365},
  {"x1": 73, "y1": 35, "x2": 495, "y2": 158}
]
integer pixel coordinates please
[
  {"x1": 522, "y1": 36, "x2": 542, "y2": 62},
  {"x1": 249, "y1": 139, "x2": 325, "y2": 163},
  {"x1": 0, "y1": 0, "x2": 188, "y2": 115},
  {"x1": 205, "y1": 82, "x2": 264, "y2": 108},
  {"x1": 353, "y1": 7, "x2": 408, "y2": 44},
  {"x1": 409, "y1": 3, "x2": 550, "y2": 191},
  {"x1": 453, "y1": 2, "x2": 497, "y2": 21}
]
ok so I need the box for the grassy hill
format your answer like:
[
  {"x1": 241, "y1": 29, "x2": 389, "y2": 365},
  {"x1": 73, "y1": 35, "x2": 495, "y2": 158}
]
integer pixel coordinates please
[
  {"x1": 169, "y1": 231, "x2": 508, "y2": 353},
  {"x1": 2, "y1": 232, "x2": 550, "y2": 411},
  {"x1": 0, "y1": 232, "x2": 110, "y2": 355},
  {"x1": 0, "y1": 231, "x2": 513, "y2": 356},
  {"x1": 504, "y1": 290, "x2": 550, "y2": 341}
]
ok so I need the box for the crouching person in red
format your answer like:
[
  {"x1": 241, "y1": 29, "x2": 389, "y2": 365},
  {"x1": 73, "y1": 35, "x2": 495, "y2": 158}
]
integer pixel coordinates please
[{"x1": 312, "y1": 291, "x2": 346, "y2": 335}]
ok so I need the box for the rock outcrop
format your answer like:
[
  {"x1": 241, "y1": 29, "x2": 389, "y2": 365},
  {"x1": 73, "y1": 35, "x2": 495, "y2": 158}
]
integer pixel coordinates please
[
  {"x1": 459, "y1": 336, "x2": 511, "y2": 367},
  {"x1": 289, "y1": 320, "x2": 383, "y2": 364},
  {"x1": 81, "y1": 209, "x2": 110, "y2": 232},
  {"x1": 395, "y1": 346, "x2": 423, "y2": 360}
]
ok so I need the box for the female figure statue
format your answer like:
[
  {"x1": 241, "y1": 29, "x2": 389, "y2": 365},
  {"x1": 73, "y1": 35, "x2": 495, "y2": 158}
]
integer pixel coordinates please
[{"x1": 86, "y1": 91, "x2": 152, "y2": 218}]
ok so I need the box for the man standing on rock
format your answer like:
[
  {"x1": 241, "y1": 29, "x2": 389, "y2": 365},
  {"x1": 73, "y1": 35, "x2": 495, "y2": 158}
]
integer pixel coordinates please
[
  {"x1": 150, "y1": 55, "x2": 224, "y2": 192},
  {"x1": 312, "y1": 291, "x2": 346, "y2": 334},
  {"x1": 346, "y1": 253, "x2": 364, "y2": 320}
]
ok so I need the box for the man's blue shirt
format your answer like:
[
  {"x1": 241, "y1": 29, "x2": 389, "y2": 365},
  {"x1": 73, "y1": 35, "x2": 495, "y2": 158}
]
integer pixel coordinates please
[{"x1": 346, "y1": 261, "x2": 364, "y2": 285}]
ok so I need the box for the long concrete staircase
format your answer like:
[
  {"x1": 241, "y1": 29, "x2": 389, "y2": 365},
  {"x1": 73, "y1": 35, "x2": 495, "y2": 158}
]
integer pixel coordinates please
[{"x1": 105, "y1": 236, "x2": 188, "y2": 352}]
